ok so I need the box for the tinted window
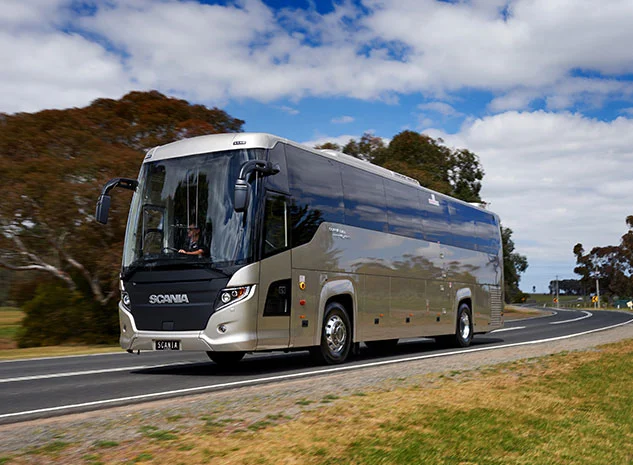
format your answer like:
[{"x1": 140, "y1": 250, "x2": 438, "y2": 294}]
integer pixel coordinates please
[
  {"x1": 418, "y1": 190, "x2": 451, "y2": 244},
  {"x1": 473, "y1": 210, "x2": 500, "y2": 254},
  {"x1": 449, "y1": 201, "x2": 476, "y2": 249},
  {"x1": 341, "y1": 164, "x2": 388, "y2": 233},
  {"x1": 265, "y1": 142, "x2": 289, "y2": 194},
  {"x1": 286, "y1": 146, "x2": 345, "y2": 247},
  {"x1": 385, "y1": 180, "x2": 423, "y2": 239},
  {"x1": 262, "y1": 194, "x2": 289, "y2": 258}
]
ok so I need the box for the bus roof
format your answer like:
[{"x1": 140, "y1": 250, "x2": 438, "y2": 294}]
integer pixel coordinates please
[
  {"x1": 146, "y1": 132, "x2": 420, "y2": 186},
  {"x1": 145, "y1": 132, "x2": 496, "y2": 217}
]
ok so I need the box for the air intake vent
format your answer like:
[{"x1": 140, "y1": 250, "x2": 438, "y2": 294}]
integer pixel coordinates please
[{"x1": 490, "y1": 286, "x2": 503, "y2": 326}]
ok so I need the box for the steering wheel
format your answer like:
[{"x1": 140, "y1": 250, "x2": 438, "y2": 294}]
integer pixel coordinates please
[{"x1": 162, "y1": 246, "x2": 180, "y2": 253}]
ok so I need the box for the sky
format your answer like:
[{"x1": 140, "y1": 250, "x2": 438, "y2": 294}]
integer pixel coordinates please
[{"x1": 3, "y1": 0, "x2": 633, "y2": 294}]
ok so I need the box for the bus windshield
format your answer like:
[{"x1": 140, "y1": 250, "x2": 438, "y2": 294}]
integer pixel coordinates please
[{"x1": 122, "y1": 148, "x2": 263, "y2": 274}]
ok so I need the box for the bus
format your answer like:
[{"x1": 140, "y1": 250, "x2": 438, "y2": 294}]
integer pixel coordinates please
[{"x1": 96, "y1": 133, "x2": 503, "y2": 365}]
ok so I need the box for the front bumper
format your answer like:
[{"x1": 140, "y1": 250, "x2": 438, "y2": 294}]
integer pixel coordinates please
[{"x1": 118, "y1": 296, "x2": 258, "y2": 353}]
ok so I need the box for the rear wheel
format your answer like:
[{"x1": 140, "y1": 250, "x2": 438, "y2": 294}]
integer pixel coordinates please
[
  {"x1": 434, "y1": 303, "x2": 473, "y2": 348},
  {"x1": 310, "y1": 302, "x2": 352, "y2": 365},
  {"x1": 455, "y1": 303, "x2": 473, "y2": 347},
  {"x1": 206, "y1": 351, "x2": 245, "y2": 366}
]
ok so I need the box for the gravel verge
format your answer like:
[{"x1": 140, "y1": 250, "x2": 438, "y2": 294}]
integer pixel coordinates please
[{"x1": 1, "y1": 316, "x2": 632, "y2": 458}]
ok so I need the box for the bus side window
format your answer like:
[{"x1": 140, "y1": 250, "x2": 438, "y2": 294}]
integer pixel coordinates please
[
  {"x1": 265, "y1": 142, "x2": 289, "y2": 194},
  {"x1": 262, "y1": 194, "x2": 289, "y2": 258}
]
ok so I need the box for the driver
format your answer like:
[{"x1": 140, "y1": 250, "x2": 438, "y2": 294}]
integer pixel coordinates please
[{"x1": 179, "y1": 224, "x2": 207, "y2": 256}]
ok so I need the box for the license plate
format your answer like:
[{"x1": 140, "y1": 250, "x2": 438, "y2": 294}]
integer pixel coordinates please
[{"x1": 155, "y1": 340, "x2": 180, "y2": 350}]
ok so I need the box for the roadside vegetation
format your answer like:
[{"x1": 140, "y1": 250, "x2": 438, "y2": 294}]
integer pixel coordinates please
[
  {"x1": 0, "y1": 306, "x2": 118, "y2": 360},
  {"x1": 2, "y1": 339, "x2": 633, "y2": 464},
  {"x1": 522, "y1": 294, "x2": 633, "y2": 311},
  {"x1": 0, "y1": 307, "x2": 23, "y2": 350}
]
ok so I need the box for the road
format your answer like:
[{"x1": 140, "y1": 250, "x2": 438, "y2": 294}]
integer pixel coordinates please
[{"x1": 0, "y1": 308, "x2": 631, "y2": 424}]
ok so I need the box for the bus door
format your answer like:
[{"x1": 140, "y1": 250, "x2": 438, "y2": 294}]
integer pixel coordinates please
[{"x1": 256, "y1": 193, "x2": 292, "y2": 349}]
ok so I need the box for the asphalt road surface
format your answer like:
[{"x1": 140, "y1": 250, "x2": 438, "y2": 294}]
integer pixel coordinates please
[{"x1": 1, "y1": 308, "x2": 631, "y2": 424}]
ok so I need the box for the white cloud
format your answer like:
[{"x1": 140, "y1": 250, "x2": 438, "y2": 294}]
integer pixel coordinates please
[
  {"x1": 302, "y1": 133, "x2": 359, "y2": 149},
  {"x1": 418, "y1": 102, "x2": 463, "y2": 117},
  {"x1": 0, "y1": 1, "x2": 130, "y2": 113},
  {"x1": 331, "y1": 115, "x2": 354, "y2": 124},
  {"x1": 3, "y1": 0, "x2": 633, "y2": 112},
  {"x1": 426, "y1": 111, "x2": 633, "y2": 290},
  {"x1": 276, "y1": 105, "x2": 299, "y2": 115}
]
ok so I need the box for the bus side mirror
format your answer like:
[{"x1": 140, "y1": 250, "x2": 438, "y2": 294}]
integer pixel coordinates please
[
  {"x1": 233, "y1": 161, "x2": 280, "y2": 213},
  {"x1": 95, "y1": 194, "x2": 111, "y2": 224},
  {"x1": 234, "y1": 179, "x2": 249, "y2": 213},
  {"x1": 95, "y1": 177, "x2": 138, "y2": 225}
]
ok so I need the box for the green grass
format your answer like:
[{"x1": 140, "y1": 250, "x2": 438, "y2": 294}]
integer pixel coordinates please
[
  {"x1": 10, "y1": 339, "x2": 633, "y2": 465},
  {"x1": 295, "y1": 399, "x2": 314, "y2": 406},
  {"x1": 306, "y1": 345, "x2": 633, "y2": 465},
  {"x1": 0, "y1": 307, "x2": 24, "y2": 347},
  {"x1": 130, "y1": 452, "x2": 153, "y2": 463},
  {"x1": 138, "y1": 426, "x2": 179, "y2": 441},
  {"x1": 26, "y1": 441, "x2": 70, "y2": 456},
  {"x1": 94, "y1": 440, "x2": 119, "y2": 448}
]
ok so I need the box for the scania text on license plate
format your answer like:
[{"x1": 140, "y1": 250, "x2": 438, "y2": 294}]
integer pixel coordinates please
[{"x1": 155, "y1": 340, "x2": 180, "y2": 350}]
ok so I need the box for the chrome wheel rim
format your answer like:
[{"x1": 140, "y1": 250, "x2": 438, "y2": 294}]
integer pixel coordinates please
[
  {"x1": 324, "y1": 314, "x2": 347, "y2": 355},
  {"x1": 459, "y1": 312, "x2": 471, "y2": 341}
]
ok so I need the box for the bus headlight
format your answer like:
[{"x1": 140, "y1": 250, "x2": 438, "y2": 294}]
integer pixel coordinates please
[{"x1": 216, "y1": 286, "x2": 252, "y2": 310}]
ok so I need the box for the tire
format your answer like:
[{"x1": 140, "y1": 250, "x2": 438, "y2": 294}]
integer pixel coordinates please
[
  {"x1": 310, "y1": 302, "x2": 352, "y2": 365},
  {"x1": 454, "y1": 303, "x2": 473, "y2": 347},
  {"x1": 365, "y1": 339, "x2": 399, "y2": 354},
  {"x1": 206, "y1": 351, "x2": 245, "y2": 366},
  {"x1": 434, "y1": 303, "x2": 473, "y2": 348}
]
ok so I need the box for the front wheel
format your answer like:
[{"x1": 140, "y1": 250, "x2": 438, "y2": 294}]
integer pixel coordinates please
[
  {"x1": 310, "y1": 302, "x2": 352, "y2": 365},
  {"x1": 206, "y1": 351, "x2": 245, "y2": 366}
]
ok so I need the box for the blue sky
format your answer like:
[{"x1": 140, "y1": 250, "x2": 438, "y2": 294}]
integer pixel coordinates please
[{"x1": 3, "y1": 0, "x2": 633, "y2": 294}]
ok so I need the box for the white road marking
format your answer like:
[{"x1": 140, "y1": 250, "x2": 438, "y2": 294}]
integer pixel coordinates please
[
  {"x1": 490, "y1": 326, "x2": 525, "y2": 333},
  {"x1": 0, "y1": 363, "x2": 190, "y2": 384},
  {"x1": 1, "y1": 316, "x2": 632, "y2": 422},
  {"x1": 550, "y1": 311, "x2": 592, "y2": 325}
]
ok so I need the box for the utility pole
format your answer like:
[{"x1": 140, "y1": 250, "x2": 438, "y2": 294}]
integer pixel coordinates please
[
  {"x1": 556, "y1": 275, "x2": 560, "y2": 309},
  {"x1": 596, "y1": 278, "x2": 600, "y2": 309}
]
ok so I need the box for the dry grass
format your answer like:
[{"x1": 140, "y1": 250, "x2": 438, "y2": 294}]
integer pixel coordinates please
[
  {"x1": 4, "y1": 339, "x2": 633, "y2": 464},
  {"x1": 0, "y1": 307, "x2": 24, "y2": 350},
  {"x1": 0, "y1": 345, "x2": 121, "y2": 361},
  {"x1": 0, "y1": 307, "x2": 120, "y2": 358}
]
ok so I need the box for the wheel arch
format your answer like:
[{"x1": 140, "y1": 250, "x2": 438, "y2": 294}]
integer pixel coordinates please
[
  {"x1": 317, "y1": 279, "x2": 356, "y2": 343},
  {"x1": 454, "y1": 287, "x2": 473, "y2": 325}
]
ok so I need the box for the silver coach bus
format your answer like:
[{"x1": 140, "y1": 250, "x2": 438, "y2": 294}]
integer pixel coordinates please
[{"x1": 96, "y1": 133, "x2": 503, "y2": 365}]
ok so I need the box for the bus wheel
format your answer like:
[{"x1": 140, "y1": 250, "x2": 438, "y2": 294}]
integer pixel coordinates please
[
  {"x1": 455, "y1": 303, "x2": 473, "y2": 347},
  {"x1": 311, "y1": 302, "x2": 352, "y2": 365},
  {"x1": 365, "y1": 339, "x2": 399, "y2": 354},
  {"x1": 206, "y1": 351, "x2": 245, "y2": 366}
]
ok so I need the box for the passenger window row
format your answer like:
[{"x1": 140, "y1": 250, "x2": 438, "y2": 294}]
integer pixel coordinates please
[{"x1": 267, "y1": 143, "x2": 500, "y2": 254}]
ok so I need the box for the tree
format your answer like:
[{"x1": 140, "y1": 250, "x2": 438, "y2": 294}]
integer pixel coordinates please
[
  {"x1": 447, "y1": 148, "x2": 484, "y2": 202},
  {"x1": 340, "y1": 130, "x2": 485, "y2": 203},
  {"x1": 314, "y1": 142, "x2": 341, "y2": 151},
  {"x1": 341, "y1": 132, "x2": 387, "y2": 162},
  {"x1": 548, "y1": 279, "x2": 582, "y2": 295},
  {"x1": 0, "y1": 91, "x2": 244, "y2": 308},
  {"x1": 573, "y1": 240, "x2": 633, "y2": 300},
  {"x1": 502, "y1": 226, "x2": 528, "y2": 303}
]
